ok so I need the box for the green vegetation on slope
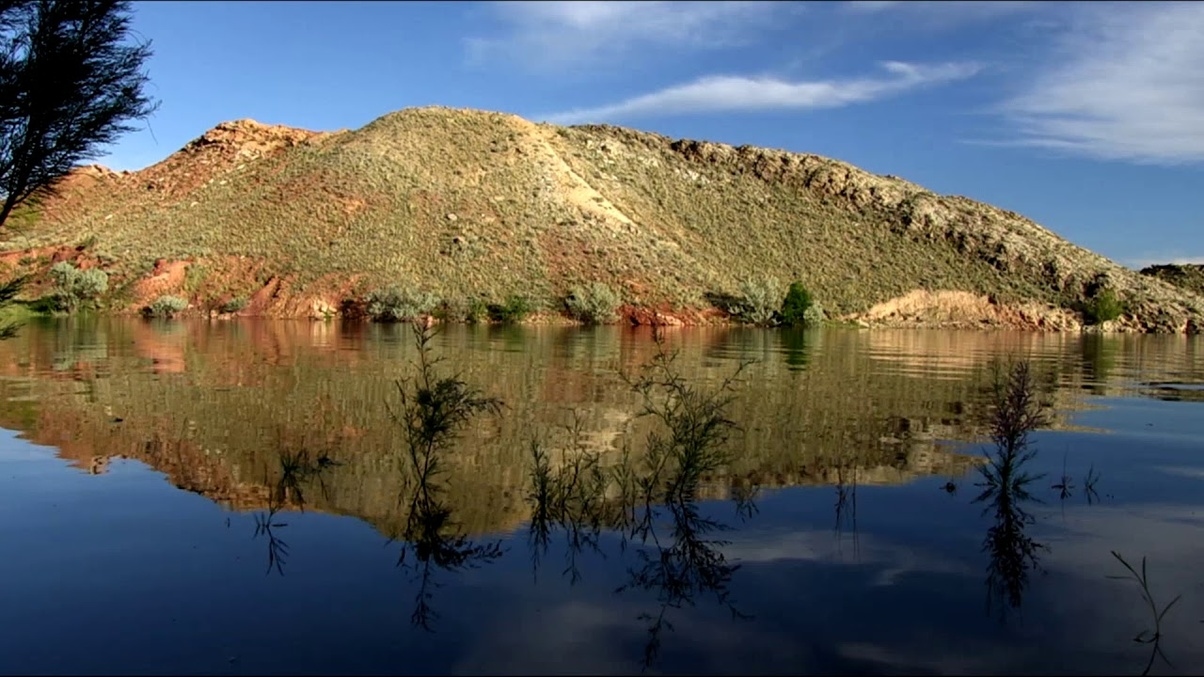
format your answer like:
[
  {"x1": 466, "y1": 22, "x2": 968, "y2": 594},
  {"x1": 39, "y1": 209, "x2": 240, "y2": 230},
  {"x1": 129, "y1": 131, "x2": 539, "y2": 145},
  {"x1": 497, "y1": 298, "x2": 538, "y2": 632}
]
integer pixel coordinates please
[{"x1": 2, "y1": 107, "x2": 1202, "y2": 331}]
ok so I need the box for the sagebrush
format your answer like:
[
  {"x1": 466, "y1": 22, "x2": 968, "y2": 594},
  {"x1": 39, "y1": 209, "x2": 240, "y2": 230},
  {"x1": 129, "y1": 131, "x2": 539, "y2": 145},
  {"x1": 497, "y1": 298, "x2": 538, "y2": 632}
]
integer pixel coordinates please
[
  {"x1": 144, "y1": 295, "x2": 188, "y2": 318},
  {"x1": 566, "y1": 282, "x2": 622, "y2": 325},
  {"x1": 48, "y1": 262, "x2": 108, "y2": 312},
  {"x1": 366, "y1": 287, "x2": 439, "y2": 323},
  {"x1": 734, "y1": 276, "x2": 784, "y2": 326}
]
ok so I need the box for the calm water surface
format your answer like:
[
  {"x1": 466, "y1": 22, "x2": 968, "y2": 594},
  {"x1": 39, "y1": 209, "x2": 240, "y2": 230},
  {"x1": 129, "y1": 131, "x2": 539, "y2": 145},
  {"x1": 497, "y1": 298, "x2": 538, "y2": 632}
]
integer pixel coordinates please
[{"x1": 1, "y1": 318, "x2": 1203, "y2": 675}]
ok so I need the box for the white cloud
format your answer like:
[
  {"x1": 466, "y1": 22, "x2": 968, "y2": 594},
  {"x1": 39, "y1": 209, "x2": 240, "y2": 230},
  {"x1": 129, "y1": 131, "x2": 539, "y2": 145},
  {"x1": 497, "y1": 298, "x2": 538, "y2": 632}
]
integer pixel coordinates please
[
  {"x1": 541, "y1": 61, "x2": 982, "y2": 124},
  {"x1": 1124, "y1": 254, "x2": 1204, "y2": 270},
  {"x1": 466, "y1": 1, "x2": 791, "y2": 71},
  {"x1": 1001, "y1": 2, "x2": 1204, "y2": 165}
]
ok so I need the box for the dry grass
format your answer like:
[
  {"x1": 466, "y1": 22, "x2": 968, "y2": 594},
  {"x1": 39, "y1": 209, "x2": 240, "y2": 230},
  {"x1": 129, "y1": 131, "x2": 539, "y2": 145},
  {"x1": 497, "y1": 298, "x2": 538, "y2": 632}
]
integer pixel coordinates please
[{"x1": 2, "y1": 106, "x2": 1202, "y2": 330}]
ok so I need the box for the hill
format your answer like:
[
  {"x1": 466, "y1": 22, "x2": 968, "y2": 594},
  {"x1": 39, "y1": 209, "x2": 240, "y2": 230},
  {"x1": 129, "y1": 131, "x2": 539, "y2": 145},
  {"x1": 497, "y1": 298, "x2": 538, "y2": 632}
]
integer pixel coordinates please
[
  {"x1": 1, "y1": 106, "x2": 1202, "y2": 333},
  {"x1": 1141, "y1": 264, "x2": 1204, "y2": 298}
]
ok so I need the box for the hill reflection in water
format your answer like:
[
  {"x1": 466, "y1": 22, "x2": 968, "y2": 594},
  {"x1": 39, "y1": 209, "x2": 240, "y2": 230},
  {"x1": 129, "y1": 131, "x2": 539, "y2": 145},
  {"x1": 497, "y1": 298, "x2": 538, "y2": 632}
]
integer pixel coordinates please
[{"x1": 0, "y1": 319, "x2": 1059, "y2": 534}]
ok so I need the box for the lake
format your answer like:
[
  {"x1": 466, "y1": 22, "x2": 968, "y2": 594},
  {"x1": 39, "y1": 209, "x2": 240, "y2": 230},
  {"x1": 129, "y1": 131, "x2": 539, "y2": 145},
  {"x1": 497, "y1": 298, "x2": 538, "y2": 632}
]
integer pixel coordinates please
[{"x1": 1, "y1": 317, "x2": 1202, "y2": 676}]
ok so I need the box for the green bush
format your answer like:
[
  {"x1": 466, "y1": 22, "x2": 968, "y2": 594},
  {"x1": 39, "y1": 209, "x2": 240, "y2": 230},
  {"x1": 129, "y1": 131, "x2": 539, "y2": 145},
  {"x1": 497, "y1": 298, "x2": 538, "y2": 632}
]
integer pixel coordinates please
[
  {"x1": 779, "y1": 281, "x2": 813, "y2": 326},
  {"x1": 465, "y1": 296, "x2": 488, "y2": 324},
  {"x1": 734, "y1": 276, "x2": 784, "y2": 326},
  {"x1": 803, "y1": 303, "x2": 826, "y2": 326},
  {"x1": 219, "y1": 297, "x2": 248, "y2": 314},
  {"x1": 144, "y1": 295, "x2": 188, "y2": 318},
  {"x1": 48, "y1": 262, "x2": 108, "y2": 312},
  {"x1": 565, "y1": 282, "x2": 622, "y2": 325},
  {"x1": 488, "y1": 295, "x2": 534, "y2": 324},
  {"x1": 1081, "y1": 289, "x2": 1124, "y2": 325},
  {"x1": 365, "y1": 287, "x2": 439, "y2": 323}
]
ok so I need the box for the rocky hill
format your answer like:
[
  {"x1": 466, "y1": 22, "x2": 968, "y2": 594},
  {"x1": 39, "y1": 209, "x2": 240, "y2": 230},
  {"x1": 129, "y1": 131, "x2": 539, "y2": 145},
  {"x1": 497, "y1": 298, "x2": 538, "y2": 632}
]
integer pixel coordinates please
[
  {"x1": 1141, "y1": 264, "x2": 1204, "y2": 299},
  {"x1": 1, "y1": 106, "x2": 1201, "y2": 332}
]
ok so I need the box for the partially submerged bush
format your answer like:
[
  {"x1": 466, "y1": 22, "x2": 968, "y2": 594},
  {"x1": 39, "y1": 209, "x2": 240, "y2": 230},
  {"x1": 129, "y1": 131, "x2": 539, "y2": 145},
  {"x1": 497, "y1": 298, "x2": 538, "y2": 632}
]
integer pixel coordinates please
[
  {"x1": 779, "y1": 281, "x2": 813, "y2": 326},
  {"x1": 488, "y1": 295, "x2": 534, "y2": 324},
  {"x1": 734, "y1": 276, "x2": 784, "y2": 326},
  {"x1": 565, "y1": 282, "x2": 622, "y2": 325},
  {"x1": 144, "y1": 295, "x2": 188, "y2": 318},
  {"x1": 366, "y1": 287, "x2": 439, "y2": 323},
  {"x1": 48, "y1": 261, "x2": 108, "y2": 312},
  {"x1": 1080, "y1": 289, "x2": 1124, "y2": 325}
]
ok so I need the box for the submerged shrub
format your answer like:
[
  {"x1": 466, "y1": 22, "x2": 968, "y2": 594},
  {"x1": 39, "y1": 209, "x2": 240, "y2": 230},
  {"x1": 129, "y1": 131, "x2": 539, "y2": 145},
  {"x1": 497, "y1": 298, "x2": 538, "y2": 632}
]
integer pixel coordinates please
[
  {"x1": 734, "y1": 276, "x2": 784, "y2": 326},
  {"x1": 488, "y1": 295, "x2": 534, "y2": 324},
  {"x1": 144, "y1": 295, "x2": 188, "y2": 318},
  {"x1": 48, "y1": 262, "x2": 108, "y2": 311},
  {"x1": 779, "y1": 281, "x2": 813, "y2": 326},
  {"x1": 366, "y1": 287, "x2": 439, "y2": 323},
  {"x1": 1080, "y1": 289, "x2": 1124, "y2": 325},
  {"x1": 566, "y1": 282, "x2": 622, "y2": 325}
]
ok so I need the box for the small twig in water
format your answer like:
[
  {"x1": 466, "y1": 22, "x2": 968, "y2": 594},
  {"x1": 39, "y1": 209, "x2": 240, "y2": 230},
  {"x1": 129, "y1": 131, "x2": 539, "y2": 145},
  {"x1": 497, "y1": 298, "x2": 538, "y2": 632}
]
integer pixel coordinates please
[
  {"x1": 1084, "y1": 464, "x2": 1101, "y2": 505},
  {"x1": 1052, "y1": 450, "x2": 1074, "y2": 500},
  {"x1": 1108, "y1": 550, "x2": 1182, "y2": 676}
]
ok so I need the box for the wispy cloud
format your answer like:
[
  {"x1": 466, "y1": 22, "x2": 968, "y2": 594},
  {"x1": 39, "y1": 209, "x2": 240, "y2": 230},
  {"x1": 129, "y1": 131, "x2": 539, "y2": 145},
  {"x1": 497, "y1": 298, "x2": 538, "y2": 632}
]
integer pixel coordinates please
[
  {"x1": 466, "y1": 1, "x2": 791, "y2": 72},
  {"x1": 843, "y1": 0, "x2": 1038, "y2": 19},
  {"x1": 541, "y1": 61, "x2": 982, "y2": 124},
  {"x1": 1124, "y1": 254, "x2": 1204, "y2": 270},
  {"x1": 1001, "y1": 2, "x2": 1204, "y2": 165}
]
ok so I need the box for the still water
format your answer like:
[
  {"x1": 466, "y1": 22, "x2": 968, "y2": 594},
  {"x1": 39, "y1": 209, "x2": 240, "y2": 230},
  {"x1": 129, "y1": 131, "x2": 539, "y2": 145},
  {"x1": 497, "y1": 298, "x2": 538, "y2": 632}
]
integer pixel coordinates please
[{"x1": 1, "y1": 317, "x2": 1202, "y2": 675}]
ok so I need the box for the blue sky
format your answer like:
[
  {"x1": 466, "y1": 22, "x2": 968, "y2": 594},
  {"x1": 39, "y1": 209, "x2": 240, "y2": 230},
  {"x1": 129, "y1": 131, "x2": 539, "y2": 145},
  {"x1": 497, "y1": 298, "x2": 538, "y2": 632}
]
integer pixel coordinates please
[{"x1": 103, "y1": 1, "x2": 1203, "y2": 269}]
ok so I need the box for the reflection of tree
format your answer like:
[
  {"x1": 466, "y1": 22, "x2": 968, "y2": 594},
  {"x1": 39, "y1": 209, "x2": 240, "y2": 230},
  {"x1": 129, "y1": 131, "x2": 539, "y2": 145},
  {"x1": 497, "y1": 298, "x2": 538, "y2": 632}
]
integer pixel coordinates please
[
  {"x1": 251, "y1": 448, "x2": 340, "y2": 576},
  {"x1": 1079, "y1": 334, "x2": 1116, "y2": 390},
  {"x1": 527, "y1": 333, "x2": 756, "y2": 669},
  {"x1": 974, "y1": 361, "x2": 1048, "y2": 621},
  {"x1": 779, "y1": 326, "x2": 810, "y2": 370},
  {"x1": 833, "y1": 453, "x2": 860, "y2": 561},
  {"x1": 389, "y1": 323, "x2": 505, "y2": 631}
]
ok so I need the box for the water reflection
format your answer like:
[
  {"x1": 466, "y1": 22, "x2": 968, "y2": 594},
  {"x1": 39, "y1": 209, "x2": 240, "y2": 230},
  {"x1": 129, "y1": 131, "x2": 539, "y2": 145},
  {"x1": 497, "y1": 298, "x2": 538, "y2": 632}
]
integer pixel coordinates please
[
  {"x1": 832, "y1": 452, "x2": 861, "y2": 560},
  {"x1": 1109, "y1": 551, "x2": 1183, "y2": 676},
  {"x1": 1, "y1": 319, "x2": 1203, "y2": 675},
  {"x1": 252, "y1": 449, "x2": 341, "y2": 576},
  {"x1": 527, "y1": 335, "x2": 756, "y2": 668},
  {"x1": 390, "y1": 324, "x2": 506, "y2": 631},
  {"x1": 0, "y1": 321, "x2": 1031, "y2": 540},
  {"x1": 974, "y1": 361, "x2": 1049, "y2": 622}
]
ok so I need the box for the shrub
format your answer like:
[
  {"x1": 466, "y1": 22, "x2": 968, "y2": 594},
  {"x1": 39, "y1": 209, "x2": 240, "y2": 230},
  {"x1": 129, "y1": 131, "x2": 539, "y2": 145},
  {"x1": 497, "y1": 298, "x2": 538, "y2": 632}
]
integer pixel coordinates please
[
  {"x1": 219, "y1": 297, "x2": 248, "y2": 314},
  {"x1": 1081, "y1": 289, "x2": 1124, "y2": 325},
  {"x1": 803, "y1": 303, "x2": 826, "y2": 327},
  {"x1": 488, "y1": 295, "x2": 534, "y2": 324},
  {"x1": 734, "y1": 276, "x2": 784, "y2": 326},
  {"x1": 779, "y1": 281, "x2": 813, "y2": 326},
  {"x1": 144, "y1": 295, "x2": 188, "y2": 318},
  {"x1": 182, "y1": 264, "x2": 209, "y2": 294},
  {"x1": 465, "y1": 295, "x2": 488, "y2": 324},
  {"x1": 365, "y1": 287, "x2": 439, "y2": 323},
  {"x1": 434, "y1": 295, "x2": 489, "y2": 324},
  {"x1": 48, "y1": 262, "x2": 108, "y2": 312},
  {"x1": 566, "y1": 282, "x2": 622, "y2": 325}
]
